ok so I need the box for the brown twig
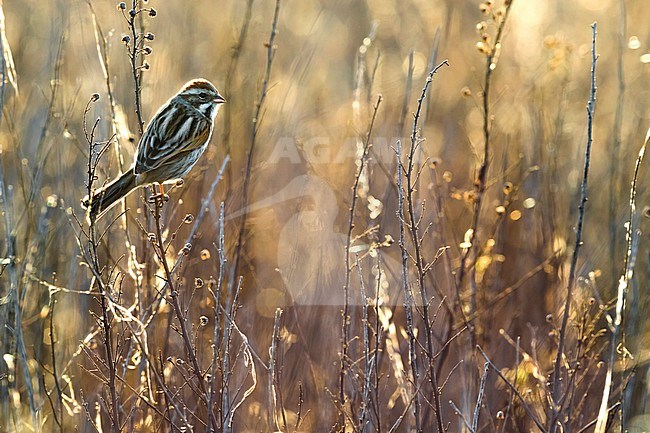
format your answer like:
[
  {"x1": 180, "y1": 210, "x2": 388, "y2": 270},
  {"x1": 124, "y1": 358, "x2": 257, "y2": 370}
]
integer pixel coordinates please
[
  {"x1": 457, "y1": 0, "x2": 515, "y2": 327},
  {"x1": 594, "y1": 127, "x2": 648, "y2": 432},
  {"x1": 231, "y1": 0, "x2": 281, "y2": 283},
  {"x1": 396, "y1": 137, "x2": 421, "y2": 432},
  {"x1": 82, "y1": 95, "x2": 122, "y2": 433},
  {"x1": 120, "y1": 0, "x2": 152, "y2": 135},
  {"x1": 269, "y1": 308, "x2": 286, "y2": 431},
  {"x1": 552, "y1": 23, "x2": 598, "y2": 430},
  {"x1": 477, "y1": 346, "x2": 547, "y2": 433},
  {"x1": 339, "y1": 94, "x2": 382, "y2": 424},
  {"x1": 404, "y1": 60, "x2": 449, "y2": 433},
  {"x1": 150, "y1": 195, "x2": 220, "y2": 430}
]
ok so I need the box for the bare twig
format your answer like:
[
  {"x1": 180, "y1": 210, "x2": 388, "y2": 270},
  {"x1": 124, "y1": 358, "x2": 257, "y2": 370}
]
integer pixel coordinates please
[
  {"x1": 183, "y1": 156, "x2": 230, "y2": 244},
  {"x1": 232, "y1": 0, "x2": 281, "y2": 282},
  {"x1": 552, "y1": 23, "x2": 598, "y2": 429},
  {"x1": 48, "y1": 292, "x2": 64, "y2": 433},
  {"x1": 82, "y1": 95, "x2": 122, "y2": 433},
  {"x1": 150, "y1": 194, "x2": 220, "y2": 430},
  {"x1": 457, "y1": 0, "x2": 515, "y2": 323},
  {"x1": 221, "y1": 0, "x2": 254, "y2": 153},
  {"x1": 594, "y1": 128, "x2": 648, "y2": 433},
  {"x1": 207, "y1": 202, "x2": 227, "y2": 433},
  {"x1": 269, "y1": 308, "x2": 286, "y2": 431},
  {"x1": 396, "y1": 138, "x2": 421, "y2": 432},
  {"x1": 0, "y1": 9, "x2": 35, "y2": 425},
  {"x1": 404, "y1": 60, "x2": 449, "y2": 433},
  {"x1": 340, "y1": 94, "x2": 382, "y2": 420},
  {"x1": 121, "y1": 0, "x2": 152, "y2": 135},
  {"x1": 472, "y1": 362, "x2": 489, "y2": 432},
  {"x1": 579, "y1": 402, "x2": 622, "y2": 433},
  {"x1": 449, "y1": 400, "x2": 473, "y2": 432},
  {"x1": 357, "y1": 256, "x2": 375, "y2": 432},
  {"x1": 477, "y1": 346, "x2": 547, "y2": 433}
]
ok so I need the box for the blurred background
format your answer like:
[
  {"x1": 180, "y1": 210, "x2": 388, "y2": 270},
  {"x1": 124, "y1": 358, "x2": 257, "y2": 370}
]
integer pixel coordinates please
[{"x1": 0, "y1": 0, "x2": 649, "y2": 431}]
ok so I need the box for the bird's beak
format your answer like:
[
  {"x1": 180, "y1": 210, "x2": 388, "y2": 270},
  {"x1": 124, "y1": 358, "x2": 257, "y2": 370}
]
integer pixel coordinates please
[{"x1": 214, "y1": 94, "x2": 226, "y2": 104}]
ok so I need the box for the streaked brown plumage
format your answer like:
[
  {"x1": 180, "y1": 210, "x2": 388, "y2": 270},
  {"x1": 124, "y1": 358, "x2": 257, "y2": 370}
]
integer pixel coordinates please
[{"x1": 82, "y1": 79, "x2": 225, "y2": 218}]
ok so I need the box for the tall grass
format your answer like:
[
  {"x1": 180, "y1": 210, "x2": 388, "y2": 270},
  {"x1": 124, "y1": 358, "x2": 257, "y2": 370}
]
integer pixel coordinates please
[{"x1": 0, "y1": 0, "x2": 648, "y2": 432}]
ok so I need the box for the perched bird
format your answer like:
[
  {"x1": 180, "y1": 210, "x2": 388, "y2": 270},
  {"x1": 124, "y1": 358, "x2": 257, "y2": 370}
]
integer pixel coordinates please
[{"x1": 82, "y1": 78, "x2": 225, "y2": 218}]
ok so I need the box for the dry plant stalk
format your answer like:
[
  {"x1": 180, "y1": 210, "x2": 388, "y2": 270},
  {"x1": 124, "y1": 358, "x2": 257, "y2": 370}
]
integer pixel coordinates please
[
  {"x1": 550, "y1": 23, "x2": 598, "y2": 431},
  {"x1": 4, "y1": 1, "x2": 650, "y2": 431},
  {"x1": 339, "y1": 94, "x2": 382, "y2": 426},
  {"x1": 232, "y1": 0, "x2": 281, "y2": 283},
  {"x1": 594, "y1": 129, "x2": 649, "y2": 433}
]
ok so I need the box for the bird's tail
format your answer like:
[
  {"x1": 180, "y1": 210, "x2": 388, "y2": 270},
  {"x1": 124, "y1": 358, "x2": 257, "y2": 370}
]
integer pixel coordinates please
[{"x1": 82, "y1": 170, "x2": 136, "y2": 219}]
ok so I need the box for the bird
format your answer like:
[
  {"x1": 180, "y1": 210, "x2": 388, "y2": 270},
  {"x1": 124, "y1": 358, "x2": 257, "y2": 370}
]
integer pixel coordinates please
[{"x1": 82, "y1": 78, "x2": 226, "y2": 219}]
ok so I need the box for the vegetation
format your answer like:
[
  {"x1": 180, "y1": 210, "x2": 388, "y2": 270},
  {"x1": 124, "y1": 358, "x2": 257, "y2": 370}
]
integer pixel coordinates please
[{"x1": 1, "y1": 0, "x2": 648, "y2": 431}]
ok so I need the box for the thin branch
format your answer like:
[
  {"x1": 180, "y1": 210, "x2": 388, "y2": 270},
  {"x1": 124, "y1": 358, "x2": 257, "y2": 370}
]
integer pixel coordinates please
[
  {"x1": 594, "y1": 128, "x2": 648, "y2": 433},
  {"x1": 124, "y1": 0, "x2": 148, "y2": 135},
  {"x1": 477, "y1": 346, "x2": 547, "y2": 433},
  {"x1": 552, "y1": 23, "x2": 598, "y2": 428},
  {"x1": 472, "y1": 362, "x2": 489, "y2": 432},
  {"x1": 151, "y1": 194, "x2": 220, "y2": 431},
  {"x1": 183, "y1": 155, "x2": 230, "y2": 244},
  {"x1": 405, "y1": 60, "x2": 449, "y2": 433},
  {"x1": 340, "y1": 94, "x2": 382, "y2": 420},
  {"x1": 456, "y1": 0, "x2": 515, "y2": 323},
  {"x1": 231, "y1": 0, "x2": 281, "y2": 282},
  {"x1": 82, "y1": 94, "x2": 122, "y2": 433},
  {"x1": 269, "y1": 308, "x2": 285, "y2": 431},
  {"x1": 396, "y1": 138, "x2": 421, "y2": 432}
]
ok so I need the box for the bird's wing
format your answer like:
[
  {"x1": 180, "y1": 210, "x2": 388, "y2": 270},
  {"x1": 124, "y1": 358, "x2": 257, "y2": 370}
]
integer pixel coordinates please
[{"x1": 135, "y1": 104, "x2": 211, "y2": 175}]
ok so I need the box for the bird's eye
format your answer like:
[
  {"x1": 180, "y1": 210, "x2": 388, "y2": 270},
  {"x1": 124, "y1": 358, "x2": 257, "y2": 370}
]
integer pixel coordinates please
[{"x1": 199, "y1": 92, "x2": 208, "y2": 100}]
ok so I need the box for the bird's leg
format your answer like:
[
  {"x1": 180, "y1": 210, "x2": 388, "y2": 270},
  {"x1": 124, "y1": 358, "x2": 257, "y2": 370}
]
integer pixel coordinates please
[
  {"x1": 148, "y1": 183, "x2": 169, "y2": 205},
  {"x1": 158, "y1": 183, "x2": 171, "y2": 203}
]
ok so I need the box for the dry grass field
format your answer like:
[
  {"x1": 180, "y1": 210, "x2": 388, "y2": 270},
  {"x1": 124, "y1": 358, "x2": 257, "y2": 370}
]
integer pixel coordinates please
[{"x1": 1, "y1": 0, "x2": 649, "y2": 432}]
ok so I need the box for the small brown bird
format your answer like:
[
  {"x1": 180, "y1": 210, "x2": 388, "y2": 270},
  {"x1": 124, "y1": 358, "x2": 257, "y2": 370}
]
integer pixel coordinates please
[{"x1": 82, "y1": 78, "x2": 225, "y2": 218}]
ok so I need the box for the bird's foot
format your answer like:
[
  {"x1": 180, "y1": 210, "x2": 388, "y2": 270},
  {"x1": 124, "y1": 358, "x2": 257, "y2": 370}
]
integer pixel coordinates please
[{"x1": 147, "y1": 193, "x2": 170, "y2": 204}]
